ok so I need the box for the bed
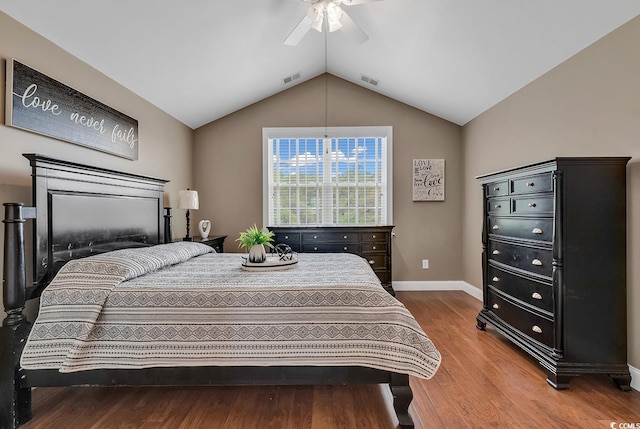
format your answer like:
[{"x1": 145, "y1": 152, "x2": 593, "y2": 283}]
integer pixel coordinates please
[{"x1": 1, "y1": 154, "x2": 441, "y2": 429}]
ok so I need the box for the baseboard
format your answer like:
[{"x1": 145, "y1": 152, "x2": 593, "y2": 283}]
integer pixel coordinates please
[
  {"x1": 393, "y1": 280, "x2": 639, "y2": 392},
  {"x1": 630, "y1": 364, "x2": 640, "y2": 392},
  {"x1": 393, "y1": 280, "x2": 483, "y2": 301}
]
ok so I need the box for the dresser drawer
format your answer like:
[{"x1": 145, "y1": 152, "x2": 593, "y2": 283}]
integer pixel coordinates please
[
  {"x1": 488, "y1": 240, "x2": 553, "y2": 278},
  {"x1": 487, "y1": 291, "x2": 554, "y2": 348},
  {"x1": 486, "y1": 180, "x2": 509, "y2": 197},
  {"x1": 511, "y1": 172, "x2": 553, "y2": 195},
  {"x1": 274, "y1": 231, "x2": 300, "y2": 242},
  {"x1": 487, "y1": 198, "x2": 510, "y2": 215},
  {"x1": 360, "y1": 232, "x2": 388, "y2": 242},
  {"x1": 361, "y1": 242, "x2": 387, "y2": 253},
  {"x1": 273, "y1": 232, "x2": 301, "y2": 250},
  {"x1": 488, "y1": 264, "x2": 553, "y2": 313},
  {"x1": 488, "y1": 217, "x2": 553, "y2": 242},
  {"x1": 512, "y1": 195, "x2": 554, "y2": 215},
  {"x1": 363, "y1": 254, "x2": 387, "y2": 270},
  {"x1": 302, "y1": 232, "x2": 358, "y2": 243},
  {"x1": 302, "y1": 243, "x2": 359, "y2": 253}
]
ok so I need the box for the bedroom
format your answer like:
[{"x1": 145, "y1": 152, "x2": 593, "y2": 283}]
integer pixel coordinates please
[{"x1": 1, "y1": 2, "x2": 640, "y2": 428}]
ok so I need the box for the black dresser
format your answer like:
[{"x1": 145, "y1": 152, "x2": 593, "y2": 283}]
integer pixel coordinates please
[
  {"x1": 476, "y1": 157, "x2": 631, "y2": 390},
  {"x1": 269, "y1": 226, "x2": 394, "y2": 295}
]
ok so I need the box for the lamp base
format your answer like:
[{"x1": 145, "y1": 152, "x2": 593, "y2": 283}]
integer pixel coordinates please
[{"x1": 183, "y1": 236, "x2": 193, "y2": 242}]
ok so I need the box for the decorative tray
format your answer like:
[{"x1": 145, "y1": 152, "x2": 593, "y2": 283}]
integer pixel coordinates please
[{"x1": 241, "y1": 255, "x2": 298, "y2": 271}]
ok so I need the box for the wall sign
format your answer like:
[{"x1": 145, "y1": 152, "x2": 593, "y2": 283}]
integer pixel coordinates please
[
  {"x1": 5, "y1": 59, "x2": 138, "y2": 160},
  {"x1": 413, "y1": 158, "x2": 445, "y2": 201}
]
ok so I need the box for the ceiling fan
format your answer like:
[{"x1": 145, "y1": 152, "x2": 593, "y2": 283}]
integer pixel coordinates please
[{"x1": 283, "y1": 0, "x2": 382, "y2": 46}]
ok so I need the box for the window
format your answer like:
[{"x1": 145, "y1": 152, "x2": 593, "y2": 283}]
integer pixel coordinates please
[{"x1": 263, "y1": 126, "x2": 392, "y2": 226}]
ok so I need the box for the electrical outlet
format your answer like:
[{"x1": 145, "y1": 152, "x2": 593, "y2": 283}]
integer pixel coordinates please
[{"x1": 422, "y1": 259, "x2": 429, "y2": 269}]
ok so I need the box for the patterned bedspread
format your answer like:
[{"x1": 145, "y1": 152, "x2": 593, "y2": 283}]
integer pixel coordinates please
[{"x1": 21, "y1": 242, "x2": 441, "y2": 378}]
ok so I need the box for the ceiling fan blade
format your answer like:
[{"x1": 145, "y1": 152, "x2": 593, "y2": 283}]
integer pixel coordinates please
[
  {"x1": 340, "y1": 0, "x2": 383, "y2": 5},
  {"x1": 339, "y1": 9, "x2": 369, "y2": 44},
  {"x1": 284, "y1": 14, "x2": 313, "y2": 46}
]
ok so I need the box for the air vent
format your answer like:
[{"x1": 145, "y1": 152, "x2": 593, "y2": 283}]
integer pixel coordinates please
[
  {"x1": 361, "y1": 74, "x2": 379, "y2": 87},
  {"x1": 283, "y1": 72, "x2": 301, "y2": 85}
]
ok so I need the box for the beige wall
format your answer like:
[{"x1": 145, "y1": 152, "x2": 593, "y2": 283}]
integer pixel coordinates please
[
  {"x1": 461, "y1": 16, "x2": 640, "y2": 368},
  {"x1": 194, "y1": 74, "x2": 462, "y2": 281},
  {"x1": 0, "y1": 12, "x2": 194, "y2": 316}
]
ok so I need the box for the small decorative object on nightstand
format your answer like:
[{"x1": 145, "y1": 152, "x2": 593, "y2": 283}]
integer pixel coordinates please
[
  {"x1": 178, "y1": 189, "x2": 199, "y2": 241},
  {"x1": 198, "y1": 219, "x2": 211, "y2": 239}
]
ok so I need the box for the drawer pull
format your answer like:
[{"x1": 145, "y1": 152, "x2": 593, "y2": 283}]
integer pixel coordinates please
[
  {"x1": 532, "y1": 259, "x2": 543, "y2": 266},
  {"x1": 531, "y1": 292, "x2": 543, "y2": 300},
  {"x1": 313, "y1": 246, "x2": 318, "y2": 251},
  {"x1": 492, "y1": 225, "x2": 500, "y2": 230},
  {"x1": 528, "y1": 202, "x2": 537, "y2": 208},
  {"x1": 492, "y1": 250, "x2": 500, "y2": 255},
  {"x1": 531, "y1": 228, "x2": 543, "y2": 234},
  {"x1": 284, "y1": 235, "x2": 289, "y2": 239},
  {"x1": 313, "y1": 235, "x2": 318, "y2": 239},
  {"x1": 492, "y1": 303, "x2": 499, "y2": 310},
  {"x1": 372, "y1": 235, "x2": 376, "y2": 238},
  {"x1": 368, "y1": 260, "x2": 375, "y2": 265},
  {"x1": 494, "y1": 204, "x2": 501, "y2": 209},
  {"x1": 343, "y1": 235, "x2": 348, "y2": 239},
  {"x1": 532, "y1": 325, "x2": 543, "y2": 334},
  {"x1": 344, "y1": 247, "x2": 348, "y2": 251},
  {"x1": 372, "y1": 246, "x2": 376, "y2": 250},
  {"x1": 493, "y1": 187, "x2": 500, "y2": 191},
  {"x1": 526, "y1": 182, "x2": 535, "y2": 187},
  {"x1": 492, "y1": 276, "x2": 499, "y2": 282}
]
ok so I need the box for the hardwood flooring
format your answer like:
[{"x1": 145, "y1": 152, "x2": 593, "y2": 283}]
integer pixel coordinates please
[{"x1": 22, "y1": 291, "x2": 640, "y2": 429}]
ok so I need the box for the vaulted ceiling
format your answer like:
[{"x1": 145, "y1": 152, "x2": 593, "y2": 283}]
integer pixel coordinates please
[{"x1": 2, "y1": 1, "x2": 640, "y2": 129}]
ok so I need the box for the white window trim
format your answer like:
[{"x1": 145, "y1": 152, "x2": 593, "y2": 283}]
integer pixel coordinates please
[{"x1": 262, "y1": 126, "x2": 393, "y2": 227}]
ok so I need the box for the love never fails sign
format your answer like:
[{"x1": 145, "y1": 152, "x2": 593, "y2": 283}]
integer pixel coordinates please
[{"x1": 5, "y1": 59, "x2": 138, "y2": 160}]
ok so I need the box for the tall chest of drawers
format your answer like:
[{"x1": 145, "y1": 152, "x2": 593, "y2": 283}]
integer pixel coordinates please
[
  {"x1": 476, "y1": 157, "x2": 631, "y2": 390},
  {"x1": 269, "y1": 226, "x2": 394, "y2": 295}
]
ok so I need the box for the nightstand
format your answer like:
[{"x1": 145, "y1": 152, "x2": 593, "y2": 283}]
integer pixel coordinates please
[{"x1": 185, "y1": 235, "x2": 226, "y2": 253}]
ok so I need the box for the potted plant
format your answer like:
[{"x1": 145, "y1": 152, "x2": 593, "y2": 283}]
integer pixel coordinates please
[{"x1": 236, "y1": 224, "x2": 275, "y2": 263}]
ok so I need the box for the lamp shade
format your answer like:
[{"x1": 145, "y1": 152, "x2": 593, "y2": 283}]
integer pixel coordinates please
[{"x1": 178, "y1": 189, "x2": 199, "y2": 210}]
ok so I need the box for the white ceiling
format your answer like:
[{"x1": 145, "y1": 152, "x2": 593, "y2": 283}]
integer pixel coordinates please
[{"x1": 2, "y1": 0, "x2": 640, "y2": 129}]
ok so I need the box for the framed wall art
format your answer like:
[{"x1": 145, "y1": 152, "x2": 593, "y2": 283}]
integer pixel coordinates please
[{"x1": 413, "y1": 158, "x2": 445, "y2": 201}]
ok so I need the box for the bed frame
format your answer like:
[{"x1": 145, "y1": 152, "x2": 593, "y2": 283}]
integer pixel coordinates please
[{"x1": 1, "y1": 154, "x2": 416, "y2": 429}]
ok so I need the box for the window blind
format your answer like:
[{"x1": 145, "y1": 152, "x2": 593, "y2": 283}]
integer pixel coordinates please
[{"x1": 264, "y1": 127, "x2": 392, "y2": 227}]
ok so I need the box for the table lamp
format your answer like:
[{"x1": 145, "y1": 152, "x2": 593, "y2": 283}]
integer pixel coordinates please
[{"x1": 178, "y1": 189, "x2": 199, "y2": 241}]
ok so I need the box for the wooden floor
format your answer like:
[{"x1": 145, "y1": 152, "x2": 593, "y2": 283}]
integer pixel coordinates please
[{"x1": 22, "y1": 291, "x2": 640, "y2": 429}]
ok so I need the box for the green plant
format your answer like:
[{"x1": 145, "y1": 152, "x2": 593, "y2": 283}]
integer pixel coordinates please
[{"x1": 236, "y1": 224, "x2": 275, "y2": 251}]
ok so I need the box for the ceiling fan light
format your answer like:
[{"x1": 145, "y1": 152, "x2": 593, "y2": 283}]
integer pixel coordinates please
[
  {"x1": 308, "y1": 4, "x2": 324, "y2": 32},
  {"x1": 326, "y1": 4, "x2": 342, "y2": 20},
  {"x1": 328, "y1": 19, "x2": 342, "y2": 32},
  {"x1": 310, "y1": 18, "x2": 323, "y2": 32},
  {"x1": 326, "y1": 3, "x2": 343, "y2": 32}
]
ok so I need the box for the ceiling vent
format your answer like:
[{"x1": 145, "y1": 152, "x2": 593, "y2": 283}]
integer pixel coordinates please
[
  {"x1": 283, "y1": 72, "x2": 301, "y2": 85},
  {"x1": 361, "y1": 74, "x2": 379, "y2": 87}
]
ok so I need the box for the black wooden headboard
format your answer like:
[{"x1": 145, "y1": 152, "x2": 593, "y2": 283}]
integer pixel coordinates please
[{"x1": 24, "y1": 154, "x2": 167, "y2": 293}]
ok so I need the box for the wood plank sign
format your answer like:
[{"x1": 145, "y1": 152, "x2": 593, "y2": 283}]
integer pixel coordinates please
[{"x1": 5, "y1": 59, "x2": 138, "y2": 160}]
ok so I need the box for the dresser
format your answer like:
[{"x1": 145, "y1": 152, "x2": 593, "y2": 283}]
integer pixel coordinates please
[
  {"x1": 269, "y1": 226, "x2": 394, "y2": 295},
  {"x1": 476, "y1": 157, "x2": 631, "y2": 390}
]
